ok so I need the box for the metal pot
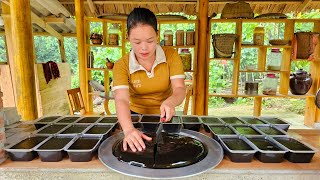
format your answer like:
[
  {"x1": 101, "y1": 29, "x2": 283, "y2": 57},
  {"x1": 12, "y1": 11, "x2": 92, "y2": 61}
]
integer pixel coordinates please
[{"x1": 289, "y1": 69, "x2": 312, "y2": 95}]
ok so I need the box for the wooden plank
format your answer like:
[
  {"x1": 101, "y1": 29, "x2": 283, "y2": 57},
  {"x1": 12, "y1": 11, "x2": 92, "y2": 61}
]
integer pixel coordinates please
[
  {"x1": 296, "y1": 0, "x2": 313, "y2": 12},
  {"x1": 304, "y1": 97, "x2": 316, "y2": 127},
  {"x1": 30, "y1": 0, "x2": 51, "y2": 16},
  {"x1": 232, "y1": 21, "x2": 242, "y2": 95},
  {"x1": 194, "y1": 0, "x2": 208, "y2": 115},
  {"x1": 44, "y1": 17, "x2": 66, "y2": 24},
  {"x1": 31, "y1": 12, "x2": 63, "y2": 40},
  {"x1": 34, "y1": 0, "x2": 71, "y2": 17},
  {"x1": 58, "y1": 39, "x2": 66, "y2": 63},
  {"x1": 193, "y1": 20, "x2": 199, "y2": 114},
  {"x1": 87, "y1": 0, "x2": 98, "y2": 17},
  {"x1": 11, "y1": 0, "x2": 38, "y2": 120},
  {"x1": 253, "y1": 97, "x2": 262, "y2": 116},
  {"x1": 75, "y1": 0, "x2": 88, "y2": 111},
  {"x1": 1, "y1": 3, "x2": 17, "y2": 107}
]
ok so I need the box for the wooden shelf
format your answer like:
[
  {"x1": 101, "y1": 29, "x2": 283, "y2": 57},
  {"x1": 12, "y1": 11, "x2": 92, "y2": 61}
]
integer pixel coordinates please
[
  {"x1": 209, "y1": 93, "x2": 314, "y2": 98},
  {"x1": 209, "y1": 58, "x2": 234, "y2": 61},
  {"x1": 161, "y1": 45, "x2": 196, "y2": 48},
  {"x1": 239, "y1": 70, "x2": 288, "y2": 73},
  {"x1": 241, "y1": 44, "x2": 291, "y2": 49},
  {"x1": 184, "y1": 70, "x2": 194, "y2": 72},
  {"x1": 87, "y1": 68, "x2": 113, "y2": 71},
  {"x1": 87, "y1": 44, "x2": 122, "y2": 48}
]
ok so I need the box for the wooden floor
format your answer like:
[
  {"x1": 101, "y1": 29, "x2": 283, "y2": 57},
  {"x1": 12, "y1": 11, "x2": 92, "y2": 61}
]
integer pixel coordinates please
[{"x1": 1, "y1": 129, "x2": 319, "y2": 171}]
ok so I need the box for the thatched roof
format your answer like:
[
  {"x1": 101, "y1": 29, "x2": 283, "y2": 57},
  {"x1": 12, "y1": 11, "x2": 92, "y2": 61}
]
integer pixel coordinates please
[{"x1": 1, "y1": 0, "x2": 320, "y2": 35}]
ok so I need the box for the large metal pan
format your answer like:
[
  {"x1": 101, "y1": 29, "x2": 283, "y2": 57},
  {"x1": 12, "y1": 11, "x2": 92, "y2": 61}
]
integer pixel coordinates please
[{"x1": 98, "y1": 129, "x2": 223, "y2": 179}]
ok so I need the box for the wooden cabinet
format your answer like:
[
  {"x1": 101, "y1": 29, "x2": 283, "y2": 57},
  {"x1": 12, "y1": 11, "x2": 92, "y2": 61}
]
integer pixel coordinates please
[
  {"x1": 207, "y1": 19, "x2": 320, "y2": 125},
  {"x1": 84, "y1": 18, "x2": 199, "y2": 114}
]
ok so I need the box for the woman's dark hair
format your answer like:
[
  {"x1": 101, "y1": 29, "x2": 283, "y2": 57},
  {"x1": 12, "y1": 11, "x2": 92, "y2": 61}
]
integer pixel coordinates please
[{"x1": 127, "y1": 8, "x2": 157, "y2": 35}]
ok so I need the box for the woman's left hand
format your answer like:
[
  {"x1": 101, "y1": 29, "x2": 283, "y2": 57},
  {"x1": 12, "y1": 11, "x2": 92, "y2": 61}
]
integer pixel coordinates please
[{"x1": 160, "y1": 100, "x2": 175, "y2": 122}]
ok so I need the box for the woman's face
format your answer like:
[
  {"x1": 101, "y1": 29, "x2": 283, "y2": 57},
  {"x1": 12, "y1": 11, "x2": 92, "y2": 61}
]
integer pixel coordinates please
[{"x1": 128, "y1": 24, "x2": 157, "y2": 62}]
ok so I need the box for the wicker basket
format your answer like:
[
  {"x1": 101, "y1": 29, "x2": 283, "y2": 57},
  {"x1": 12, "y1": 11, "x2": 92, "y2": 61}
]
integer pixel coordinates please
[
  {"x1": 221, "y1": 1, "x2": 254, "y2": 19},
  {"x1": 293, "y1": 32, "x2": 319, "y2": 60},
  {"x1": 212, "y1": 34, "x2": 238, "y2": 58}
]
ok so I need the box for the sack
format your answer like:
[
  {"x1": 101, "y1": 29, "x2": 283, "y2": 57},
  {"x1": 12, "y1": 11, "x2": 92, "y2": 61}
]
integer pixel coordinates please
[
  {"x1": 292, "y1": 32, "x2": 319, "y2": 60},
  {"x1": 212, "y1": 34, "x2": 238, "y2": 58},
  {"x1": 221, "y1": 1, "x2": 254, "y2": 19}
]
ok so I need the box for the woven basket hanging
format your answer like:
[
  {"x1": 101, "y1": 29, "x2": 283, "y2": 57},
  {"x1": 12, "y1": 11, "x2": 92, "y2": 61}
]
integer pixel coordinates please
[
  {"x1": 221, "y1": 1, "x2": 254, "y2": 19},
  {"x1": 292, "y1": 32, "x2": 319, "y2": 60},
  {"x1": 212, "y1": 34, "x2": 238, "y2": 58}
]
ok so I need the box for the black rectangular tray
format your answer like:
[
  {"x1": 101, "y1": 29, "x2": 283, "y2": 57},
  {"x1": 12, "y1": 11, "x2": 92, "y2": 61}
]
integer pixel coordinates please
[
  {"x1": 205, "y1": 124, "x2": 237, "y2": 139},
  {"x1": 97, "y1": 116, "x2": 118, "y2": 124},
  {"x1": 55, "y1": 116, "x2": 81, "y2": 124},
  {"x1": 83, "y1": 124, "x2": 114, "y2": 138},
  {"x1": 199, "y1": 116, "x2": 224, "y2": 125},
  {"x1": 247, "y1": 136, "x2": 287, "y2": 163},
  {"x1": 220, "y1": 117, "x2": 246, "y2": 125},
  {"x1": 255, "y1": 125, "x2": 287, "y2": 136},
  {"x1": 36, "y1": 116, "x2": 61, "y2": 123},
  {"x1": 59, "y1": 124, "x2": 91, "y2": 135},
  {"x1": 258, "y1": 117, "x2": 290, "y2": 131},
  {"x1": 239, "y1": 116, "x2": 268, "y2": 125},
  {"x1": 65, "y1": 135, "x2": 102, "y2": 162},
  {"x1": 76, "y1": 116, "x2": 101, "y2": 124},
  {"x1": 35, "y1": 136, "x2": 74, "y2": 162},
  {"x1": 5, "y1": 135, "x2": 50, "y2": 161},
  {"x1": 273, "y1": 136, "x2": 318, "y2": 163},
  {"x1": 181, "y1": 116, "x2": 201, "y2": 131},
  {"x1": 232, "y1": 125, "x2": 263, "y2": 136},
  {"x1": 218, "y1": 136, "x2": 256, "y2": 162},
  {"x1": 36, "y1": 124, "x2": 68, "y2": 135}
]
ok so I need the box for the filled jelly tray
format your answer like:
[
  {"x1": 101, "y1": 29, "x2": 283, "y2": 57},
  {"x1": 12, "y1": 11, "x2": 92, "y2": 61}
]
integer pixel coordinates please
[{"x1": 4, "y1": 115, "x2": 318, "y2": 163}]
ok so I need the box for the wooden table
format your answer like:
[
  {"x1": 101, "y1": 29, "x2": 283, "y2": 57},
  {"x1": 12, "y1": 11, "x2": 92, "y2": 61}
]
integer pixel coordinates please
[{"x1": 1, "y1": 129, "x2": 319, "y2": 180}]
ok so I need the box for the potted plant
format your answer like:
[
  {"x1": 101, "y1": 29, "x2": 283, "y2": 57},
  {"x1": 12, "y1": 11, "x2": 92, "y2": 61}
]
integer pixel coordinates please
[
  {"x1": 90, "y1": 29, "x2": 103, "y2": 45},
  {"x1": 106, "y1": 58, "x2": 114, "y2": 69}
]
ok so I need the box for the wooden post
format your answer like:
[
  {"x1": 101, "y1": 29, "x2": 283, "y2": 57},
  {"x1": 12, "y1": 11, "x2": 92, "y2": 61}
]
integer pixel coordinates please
[
  {"x1": 75, "y1": 0, "x2": 88, "y2": 110},
  {"x1": 10, "y1": 0, "x2": 37, "y2": 120},
  {"x1": 253, "y1": 97, "x2": 262, "y2": 116},
  {"x1": 58, "y1": 39, "x2": 66, "y2": 63},
  {"x1": 1, "y1": 3, "x2": 17, "y2": 107},
  {"x1": 195, "y1": 0, "x2": 208, "y2": 115}
]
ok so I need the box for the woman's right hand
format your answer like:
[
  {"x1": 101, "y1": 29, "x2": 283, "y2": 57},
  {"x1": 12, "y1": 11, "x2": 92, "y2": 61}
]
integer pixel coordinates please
[{"x1": 122, "y1": 128, "x2": 152, "y2": 152}]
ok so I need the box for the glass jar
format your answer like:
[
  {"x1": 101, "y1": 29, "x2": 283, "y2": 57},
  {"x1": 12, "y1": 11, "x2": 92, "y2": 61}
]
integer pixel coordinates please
[
  {"x1": 179, "y1": 49, "x2": 192, "y2": 71},
  {"x1": 176, "y1": 30, "x2": 184, "y2": 46},
  {"x1": 267, "y1": 48, "x2": 282, "y2": 70},
  {"x1": 164, "y1": 30, "x2": 173, "y2": 46},
  {"x1": 108, "y1": 24, "x2": 119, "y2": 45},
  {"x1": 186, "y1": 29, "x2": 195, "y2": 45},
  {"x1": 253, "y1": 27, "x2": 264, "y2": 45},
  {"x1": 262, "y1": 73, "x2": 278, "y2": 95}
]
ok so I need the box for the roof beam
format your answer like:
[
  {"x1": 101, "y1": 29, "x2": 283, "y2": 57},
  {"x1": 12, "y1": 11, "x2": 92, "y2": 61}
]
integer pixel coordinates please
[
  {"x1": 31, "y1": 12, "x2": 63, "y2": 39},
  {"x1": 34, "y1": 0, "x2": 71, "y2": 17},
  {"x1": 44, "y1": 17, "x2": 66, "y2": 24},
  {"x1": 87, "y1": 0, "x2": 98, "y2": 17},
  {"x1": 297, "y1": 0, "x2": 313, "y2": 12}
]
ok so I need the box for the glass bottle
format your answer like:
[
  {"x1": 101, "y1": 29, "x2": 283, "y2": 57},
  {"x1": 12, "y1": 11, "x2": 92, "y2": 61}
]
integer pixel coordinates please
[
  {"x1": 179, "y1": 49, "x2": 192, "y2": 71},
  {"x1": 108, "y1": 24, "x2": 119, "y2": 45},
  {"x1": 262, "y1": 73, "x2": 278, "y2": 95},
  {"x1": 267, "y1": 48, "x2": 282, "y2": 70},
  {"x1": 164, "y1": 30, "x2": 173, "y2": 46}
]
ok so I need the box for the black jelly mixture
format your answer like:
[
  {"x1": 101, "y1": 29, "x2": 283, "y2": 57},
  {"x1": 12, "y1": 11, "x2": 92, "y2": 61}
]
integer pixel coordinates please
[{"x1": 113, "y1": 133, "x2": 207, "y2": 169}]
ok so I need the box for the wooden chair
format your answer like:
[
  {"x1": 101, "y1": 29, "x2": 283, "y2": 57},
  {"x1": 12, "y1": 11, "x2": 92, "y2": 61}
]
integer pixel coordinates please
[{"x1": 66, "y1": 88, "x2": 104, "y2": 115}]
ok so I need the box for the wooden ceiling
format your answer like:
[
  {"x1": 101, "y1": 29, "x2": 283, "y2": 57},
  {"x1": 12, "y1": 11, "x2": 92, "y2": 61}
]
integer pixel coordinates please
[{"x1": 1, "y1": 0, "x2": 320, "y2": 35}]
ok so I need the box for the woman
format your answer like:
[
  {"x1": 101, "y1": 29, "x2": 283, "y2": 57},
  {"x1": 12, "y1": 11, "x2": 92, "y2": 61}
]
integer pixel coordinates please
[{"x1": 112, "y1": 8, "x2": 186, "y2": 152}]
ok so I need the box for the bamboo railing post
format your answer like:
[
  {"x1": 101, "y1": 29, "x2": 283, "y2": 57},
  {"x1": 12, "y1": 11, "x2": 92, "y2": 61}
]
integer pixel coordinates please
[
  {"x1": 75, "y1": 0, "x2": 88, "y2": 111},
  {"x1": 195, "y1": 0, "x2": 209, "y2": 115},
  {"x1": 10, "y1": 0, "x2": 37, "y2": 120}
]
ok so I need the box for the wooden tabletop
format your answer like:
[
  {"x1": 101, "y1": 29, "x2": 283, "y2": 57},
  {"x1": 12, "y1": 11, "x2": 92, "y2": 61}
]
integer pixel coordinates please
[{"x1": 1, "y1": 129, "x2": 319, "y2": 171}]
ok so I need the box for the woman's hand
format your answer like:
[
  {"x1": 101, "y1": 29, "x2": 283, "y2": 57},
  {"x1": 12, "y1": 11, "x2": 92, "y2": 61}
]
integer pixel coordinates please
[
  {"x1": 160, "y1": 100, "x2": 175, "y2": 122},
  {"x1": 122, "y1": 127, "x2": 152, "y2": 152}
]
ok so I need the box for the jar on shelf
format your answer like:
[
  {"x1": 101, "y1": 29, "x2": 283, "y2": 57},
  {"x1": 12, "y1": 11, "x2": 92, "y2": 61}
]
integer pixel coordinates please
[
  {"x1": 88, "y1": 51, "x2": 94, "y2": 68},
  {"x1": 108, "y1": 24, "x2": 119, "y2": 45},
  {"x1": 179, "y1": 48, "x2": 192, "y2": 71},
  {"x1": 186, "y1": 29, "x2": 195, "y2": 45},
  {"x1": 253, "y1": 27, "x2": 264, "y2": 45},
  {"x1": 262, "y1": 73, "x2": 278, "y2": 95},
  {"x1": 164, "y1": 30, "x2": 173, "y2": 46},
  {"x1": 267, "y1": 48, "x2": 282, "y2": 70},
  {"x1": 176, "y1": 30, "x2": 184, "y2": 46}
]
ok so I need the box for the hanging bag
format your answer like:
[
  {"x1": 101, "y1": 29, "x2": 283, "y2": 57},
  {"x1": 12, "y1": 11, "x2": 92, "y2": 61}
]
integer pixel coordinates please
[
  {"x1": 292, "y1": 32, "x2": 319, "y2": 60},
  {"x1": 212, "y1": 34, "x2": 238, "y2": 58}
]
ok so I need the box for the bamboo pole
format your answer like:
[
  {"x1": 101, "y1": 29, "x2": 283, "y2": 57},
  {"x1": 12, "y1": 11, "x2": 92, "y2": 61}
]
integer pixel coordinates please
[
  {"x1": 10, "y1": 0, "x2": 37, "y2": 120},
  {"x1": 58, "y1": 39, "x2": 66, "y2": 63},
  {"x1": 1, "y1": 3, "x2": 17, "y2": 107},
  {"x1": 195, "y1": 0, "x2": 208, "y2": 115},
  {"x1": 75, "y1": 0, "x2": 88, "y2": 111}
]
